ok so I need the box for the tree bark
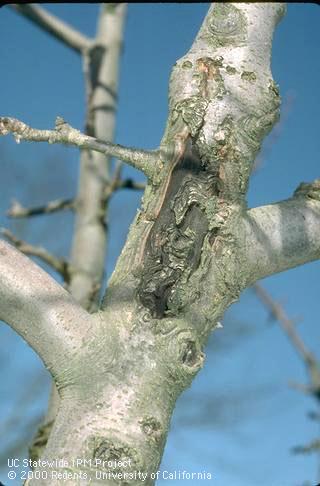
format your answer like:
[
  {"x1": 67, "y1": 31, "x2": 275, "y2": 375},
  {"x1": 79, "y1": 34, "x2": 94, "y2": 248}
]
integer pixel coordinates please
[
  {"x1": 3, "y1": 3, "x2": 320, "y2": 485},
  {"x1": 41, "y1": 2, "x2": 128, "y2": 460},
  {"x1": 69, "y1": 3, "x2": 127, "y2": 309}
]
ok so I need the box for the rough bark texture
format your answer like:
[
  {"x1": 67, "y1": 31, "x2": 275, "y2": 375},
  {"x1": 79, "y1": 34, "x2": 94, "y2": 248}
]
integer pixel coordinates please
[{"x1": 1, "y1": 3, "x2": 320, "y2": 486}]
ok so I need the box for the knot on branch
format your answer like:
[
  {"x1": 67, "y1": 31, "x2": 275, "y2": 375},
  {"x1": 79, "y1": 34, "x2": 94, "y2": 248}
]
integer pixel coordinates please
[
  {"x1": 139, "y1": 416, "x2": 163, "y2": 444},
  {"x1": 294, "y1": 179, "x2": 320, "y2": 201},
  {"x1": 161, "y1": 327, "x2": 205, "y2": 388},
  {"x1": 205, "y1": 3, "x2": 246, "y2": 47},
  {"x1": 0, "y1": 117, "x2": 29, "y2": 143},
  {"x1": 0, "y1": 117, "x2": 11, "y2": 135},
  {"x1": 52, "y1": 116, "x2": 88, "y2": 145},
  {"x1": 292, "y1": 439, "x2": 320, "y2": 455}
]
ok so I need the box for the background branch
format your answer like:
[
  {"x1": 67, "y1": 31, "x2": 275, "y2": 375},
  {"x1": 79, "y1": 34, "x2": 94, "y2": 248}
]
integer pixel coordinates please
[
  {"x1": 253, "y1": 283, "x2": 320, "y2": 400},
  {"x1": 253, "y1": 283, "x2": 315, "y2": 365},
  {"x1": 117, "y1": 179, "x2": 146, "y2": 191},
  {"x1": 11, "y1": 4, "x2": 91, "y2": 53},
  {"x1": 34, "y1": 3, "x2": 129, "y2": 455},
  {"x1": 1, "y1": 228, "x2": 71, "y2": 282},
  {"x1": 7, "y1": 198, "x2": 74, "y2": 218},
  {"x1": 68, "y1": 3, "x2": 128, "y2": 309},
  {"x1": 103, "y1": 161, "x2": 145, "y2": 202}
]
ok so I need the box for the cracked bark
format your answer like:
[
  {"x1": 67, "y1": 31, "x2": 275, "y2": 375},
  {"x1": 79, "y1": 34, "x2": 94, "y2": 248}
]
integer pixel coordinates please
[{"x1": 1, "y1": 3, "x2": 320, "y2": 485}]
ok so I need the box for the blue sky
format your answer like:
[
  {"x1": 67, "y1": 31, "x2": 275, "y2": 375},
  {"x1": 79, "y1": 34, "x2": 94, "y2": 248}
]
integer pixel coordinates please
[{"x1": 0, "y1": 4, "x2": 319, "y2": 486}]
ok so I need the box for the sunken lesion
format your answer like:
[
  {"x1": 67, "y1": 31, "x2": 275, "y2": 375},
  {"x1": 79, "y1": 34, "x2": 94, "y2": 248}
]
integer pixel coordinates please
[
  {"x1": 136, "y1": 137, "x2": 219, "y2": 319},
  {"x1": 92, "y1": 437, "x2": 141, "y2": 471}
]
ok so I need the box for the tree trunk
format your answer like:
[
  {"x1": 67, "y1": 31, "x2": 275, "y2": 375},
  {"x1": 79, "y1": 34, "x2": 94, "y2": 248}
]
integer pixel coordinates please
[{"x1": 1, "y1": 3, "x2": 320, "y2": 485}]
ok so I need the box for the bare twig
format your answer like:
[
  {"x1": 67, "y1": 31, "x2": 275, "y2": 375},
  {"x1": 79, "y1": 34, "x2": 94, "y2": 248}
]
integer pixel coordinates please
[
  {"x1": 104, "y1": 176, "x2": 146, "y2": 202},
  {"x1": 289, "y1": 381, "x2": 316, "y2": 395},
  {"x1": 0, "y1": 116, "x2": 159, "y2": 179},
  {"x1": 254, "y1": 283, "x2": 320, "y2": 474},
  {"x1": 102, "y1": 160, "x2": 146, "y2": 203},
  {"x1": 112, "y1": 160, "x2": 123, "y2": 184},
  {"x1": 307, "y1": 411, "x2": 320, "y2": 422},
  {"x1": 292, "y1": 439, "x2": 320, "y2": 455},
  {"x1": 1, "y1": 228, "x2": 71, "y2": 282},
  {"x1": 110, "y1": 161, "x2": 147, "y2": 191},
  {"x1": 253, "y1": 283, "x2": 320, "y2": 399},
  {"x1": 7, "y1": 198, "x2": 75, "y2": 218},
  {"x1": 11, "y1": 4, "x2": 91, "y2": 53},
  {"x1": 117, "y1": 179, "x2": 146, "y2": 191},
  {"x1": 253, "y1": 283, "x2": 316, "y2": 365}
]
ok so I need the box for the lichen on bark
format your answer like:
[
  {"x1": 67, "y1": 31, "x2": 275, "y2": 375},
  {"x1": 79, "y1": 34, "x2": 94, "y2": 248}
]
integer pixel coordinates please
[{"x1": 1, "y1": 4, "x2": 293, "y2": 486}]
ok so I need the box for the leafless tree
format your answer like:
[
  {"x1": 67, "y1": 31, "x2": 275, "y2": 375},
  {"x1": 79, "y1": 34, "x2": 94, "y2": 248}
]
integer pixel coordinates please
[{"x1": 1, "y1": 3, "x2": 320, "y2": 485}]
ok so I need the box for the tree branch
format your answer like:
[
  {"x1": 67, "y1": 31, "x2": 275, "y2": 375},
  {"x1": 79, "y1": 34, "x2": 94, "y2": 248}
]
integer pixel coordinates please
[
  {"x1": 103, "y1": 160, "x2": 146, "y2": 202},
  {"x1": 6, "y1": 3, "x2": 299, "y2": 479},
  {"x1": 1, "y1": 228, "x2": 71, "y2": 282},
  {"x1": 68, "y1": 3, "x2": 128, "y2": 310},
  {"x1": 10, "y1": 4, "x2": 91, "y2": 53},
  {"x1": 0, "y1": 239, "x2": 91, "y2": 379},
  {"x1": 253, "y1": 283, "x2": 316, "y2": 365},
  {"x1": 7, "y1": 198, "x2": 74, "y2": 218},
  {"x1": 243, "y1": 180, "x2": 320, "y2": 284},
  {"x1": 117, "y1": 179, "x2": 146, "y2": 191},
  {"x1": 0, "y1": 116, "x2": 159, "y2": 180},
  {"x1": 292, "y1": 439, "x2": 320, "y2": 455},
  {"x1": 161, "y1": 3, "x2": 286, "y2": 201},
  {"x1": 253, "y1": 282, "x2": 320, "y2": 402}
]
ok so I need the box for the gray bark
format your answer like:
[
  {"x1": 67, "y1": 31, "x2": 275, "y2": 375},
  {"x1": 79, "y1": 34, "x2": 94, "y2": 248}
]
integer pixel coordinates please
[
  {"x1": 11, "y1": 4, "x2": 91, "y2": 53},
  {"x1": 45, "y1": 2, "x2": 127, "y2": 447},
  {"x1": 1, "y1": 3, "x2": 319, "y2": 485},
  {"x1": 69, "y1": 3, "x2": 127, "y2": 309},
  {"x1": 0, "y1": 240, "x2": 93, "y2": 377},
  {"x1": 244, "y1": 184, "x2": 320, "y2": 283}
]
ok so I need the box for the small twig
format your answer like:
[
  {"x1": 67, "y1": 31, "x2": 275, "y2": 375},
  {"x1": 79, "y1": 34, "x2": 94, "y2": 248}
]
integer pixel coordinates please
[
  {"x1": 112, "y1": 159, "x2": 146, "y2": 191},
  {"x1": 254, "y1": 283, "x2": 320, "y2": 400},
  {"x1": 103, "y1": 160, "x2": 123, "y2": 202},
  {"x1": 7, "y1": 198, "x2": 75, "y2": 218},
  {"x1": 11, "y1": 4, "x2": 91, "y2": 53},
  {"x1": 254, "y1": 283, "x2": 320, "y2": 475},
  {"x1": 113, "y1": 160, "x2": 124, "y2": 185},
  {"x1": 253, "y1": 283, "x2": 316, "y2": 366},
  {"x1": 307, "y1": 411, "x2": 320, "y2": 422},
  {"x1": 292, "y1": 439, "x2": 320, "y2": 455},
  {"x1": 117, "y1": 179, "x2": 146, "y2": 191},
  {"x1": 289, "y1": 381, "x2": 315, "y2": 396},
  {"x1": 1, "y1": 228, "x2": 71, "y2": 282},
  {"x1": 103, "y1": 160, "x2": 146, "y2": 202},
  {"x1": 0, "y1": 116, "x2": 159, "y2": 180}
]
